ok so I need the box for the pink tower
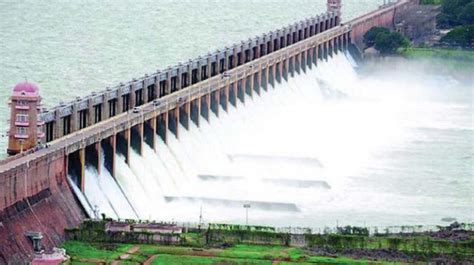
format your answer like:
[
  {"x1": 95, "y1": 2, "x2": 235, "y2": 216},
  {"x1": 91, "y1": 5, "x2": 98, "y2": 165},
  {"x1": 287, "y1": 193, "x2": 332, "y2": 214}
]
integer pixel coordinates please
[{"x1": 7, "y1": 81, "x2": 45, "y2": 155}]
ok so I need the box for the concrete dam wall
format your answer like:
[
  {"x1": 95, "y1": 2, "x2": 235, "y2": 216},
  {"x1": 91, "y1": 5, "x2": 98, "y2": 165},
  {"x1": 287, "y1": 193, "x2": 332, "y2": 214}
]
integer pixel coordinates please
[
  {"x1": 0, "y1": 149, "x2": 85, "y2": 263},
  {"x1": 350, "y1": 0, "x2": 418, "y2": 48}
]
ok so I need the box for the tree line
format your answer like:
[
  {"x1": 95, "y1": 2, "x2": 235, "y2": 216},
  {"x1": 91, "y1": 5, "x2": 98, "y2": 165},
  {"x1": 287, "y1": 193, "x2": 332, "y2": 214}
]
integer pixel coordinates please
[
  {"x1": 437, "y1": 0, "x2": 474, "y2": 48},
  {"x1": 363, "y1": 0, "x2": 473, "y2": 53}
]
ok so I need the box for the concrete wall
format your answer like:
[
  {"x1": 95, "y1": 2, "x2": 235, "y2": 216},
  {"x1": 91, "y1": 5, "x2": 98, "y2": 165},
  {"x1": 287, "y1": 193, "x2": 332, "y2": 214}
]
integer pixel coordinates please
[
  {"x1": 0, "y1": 150, "x2": 85, "y2": 263},
  {"x1": 349, "y1": 0, "x2": 415, "y2": 49},
  {"x1": 0, "y1": 150, "x2": 66, "y2": 211}
]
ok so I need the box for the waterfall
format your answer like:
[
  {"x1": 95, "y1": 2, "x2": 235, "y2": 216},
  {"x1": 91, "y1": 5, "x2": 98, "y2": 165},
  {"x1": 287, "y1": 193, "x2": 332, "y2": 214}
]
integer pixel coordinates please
[
  {"x1": 74, "y1": 52, "x2": 392, "y2": 225},
  {"x1": 49, "y1": 44, "x2": 474, "y2": 227}
]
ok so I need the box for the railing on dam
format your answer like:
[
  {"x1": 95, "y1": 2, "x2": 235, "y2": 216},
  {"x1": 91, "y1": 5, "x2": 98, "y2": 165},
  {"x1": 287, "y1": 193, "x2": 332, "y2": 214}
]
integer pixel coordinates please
[
  {"x1": 38, "y1": 10, "x2": 341, "y2": 144},
  {"x1": 0, "y1": 23, "x2": 351, "y2": 177}
]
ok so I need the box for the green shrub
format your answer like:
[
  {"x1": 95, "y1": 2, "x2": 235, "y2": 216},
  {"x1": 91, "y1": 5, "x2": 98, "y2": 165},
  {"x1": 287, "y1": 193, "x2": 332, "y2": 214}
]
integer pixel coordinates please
[
  {"x1": 458, "y1": 2, "x2": 474, "y2": 25},
  {"x1": 440, "y1": 25, "x2": 474, "y2": 48},
  {"x1": 437, "y1": 0, "x2": 474, "y2": 28},
  {"x1": 363, "y1": 27, "x2": 390, "y2": 47},
  {"x1": 374, "y1": 31, "x2": 410, "y2": 54}
]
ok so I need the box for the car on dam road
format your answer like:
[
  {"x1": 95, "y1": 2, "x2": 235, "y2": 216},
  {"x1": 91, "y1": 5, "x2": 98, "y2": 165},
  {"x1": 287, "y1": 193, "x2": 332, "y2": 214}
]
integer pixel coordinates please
[{"x1": 132, "y1": 106, "x2": 141, "y2": 113}]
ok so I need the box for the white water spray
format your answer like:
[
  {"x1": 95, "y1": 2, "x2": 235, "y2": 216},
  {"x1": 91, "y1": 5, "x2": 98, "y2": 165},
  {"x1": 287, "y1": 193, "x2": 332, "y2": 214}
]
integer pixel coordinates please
[{"x1": 71, "y1": 52, "x2": 473, "y2": 227}]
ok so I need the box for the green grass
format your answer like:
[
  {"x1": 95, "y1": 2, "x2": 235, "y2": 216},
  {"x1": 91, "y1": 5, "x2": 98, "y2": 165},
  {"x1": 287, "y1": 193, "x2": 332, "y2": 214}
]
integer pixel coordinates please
[
  {"x1": 182, "y1": 232, "x2": 206, "y2": 246},
  {"x1": 63, "y1": 237, "x2": 474, "y2": 264},
  {"x1": 219, "y1": 244, "x2": 291, "y2": 260},
  {"x1": 152, "y1": 254, "x2": 272, "y2": 265},
  {"x1": 62, "y1": 240, "x2": 133, "y2": 262},
  {"x1": 151, "y1": 253, "x2": 377, "y2": 265},
  {"x1": 209, "y1": 244, "x2": 377, "y2": 264},
  {"x1": 63, "y1": 242, "x2": 382, "y2": 264},
  {"x1": 401, "y1": 48, "x2": 474, "y2": 61}
]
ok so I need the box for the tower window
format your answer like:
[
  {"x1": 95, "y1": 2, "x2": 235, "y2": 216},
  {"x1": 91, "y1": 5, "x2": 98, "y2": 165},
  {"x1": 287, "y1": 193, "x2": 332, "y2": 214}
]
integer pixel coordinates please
[
  {"x1": 16, "y1": 113, "x2": 28, "y2": 122},
  {"x1": 16, "y1": 127, "x2": 28, "y2": 135}
]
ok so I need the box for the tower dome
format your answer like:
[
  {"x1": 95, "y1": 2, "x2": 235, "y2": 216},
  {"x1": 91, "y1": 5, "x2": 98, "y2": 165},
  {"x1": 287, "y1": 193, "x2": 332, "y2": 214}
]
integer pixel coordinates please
[{"x1": 13, "y1": 81, "x2": 39, "y2": 95}]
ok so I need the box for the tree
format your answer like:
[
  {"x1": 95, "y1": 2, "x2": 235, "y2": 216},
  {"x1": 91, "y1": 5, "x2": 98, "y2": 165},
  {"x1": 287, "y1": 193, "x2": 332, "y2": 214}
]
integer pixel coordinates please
[
  {"x1": 437, "y1": 0, "x2": 474, "y2": 28},
  {"x1": 440, "y1": 25, "x2": 474, "y2": 48},
  {"x1": 458, "y1": 2, "x2": 474, "y2": 25},
  {"x1": 374, "y1": 32, "x2": 410, "y2": 54},
  {"x1": 437, "y1": 13, "x2": 453, "y2": 29},
  {"x1": 363, "y1": 27, "x2": 390, "y2": 47}
]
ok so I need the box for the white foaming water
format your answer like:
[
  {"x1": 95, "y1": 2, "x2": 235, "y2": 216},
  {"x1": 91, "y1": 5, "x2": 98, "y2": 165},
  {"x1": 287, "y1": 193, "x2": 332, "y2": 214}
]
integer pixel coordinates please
[
  {"x1": 73, "y1": 52, "x2": 473, "y2": 227},
  {"x1": 78, "y1": 153, "x2": 139, "y2": 219},
  {"x1": 83, "y1": 166, "x2": 117, "y2": 219}
]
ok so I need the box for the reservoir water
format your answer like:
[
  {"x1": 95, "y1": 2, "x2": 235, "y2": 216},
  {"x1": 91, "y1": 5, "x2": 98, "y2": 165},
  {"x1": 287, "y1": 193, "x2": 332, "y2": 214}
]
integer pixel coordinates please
[{"x1": 0, "y1": 0, "x2": 472, "y2": 228}]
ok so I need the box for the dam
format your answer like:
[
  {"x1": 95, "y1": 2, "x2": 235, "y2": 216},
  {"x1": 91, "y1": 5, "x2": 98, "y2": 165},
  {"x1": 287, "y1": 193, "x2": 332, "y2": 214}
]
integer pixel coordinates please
[{"x1": 4, "y1": 0, "x2": 469, "y2": 262}]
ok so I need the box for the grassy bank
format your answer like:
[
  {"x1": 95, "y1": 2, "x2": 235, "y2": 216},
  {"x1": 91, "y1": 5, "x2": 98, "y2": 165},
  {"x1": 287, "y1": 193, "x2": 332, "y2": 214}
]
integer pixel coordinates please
[
  {"x1": 62, "y1": 232, "x2": 474, "y2": 264},
  {"x1": 62, "y1": 221, "x2": 474, "y2": 264},
  {"x1": 62, "y1": 241, "x2": 381, "y2": 264},
  {"x1": 61, "y1": 241, "x2": 133, "y2": 263},
  {"x1": 400, "y1": 47, "x2": 474, "y2": 61}
]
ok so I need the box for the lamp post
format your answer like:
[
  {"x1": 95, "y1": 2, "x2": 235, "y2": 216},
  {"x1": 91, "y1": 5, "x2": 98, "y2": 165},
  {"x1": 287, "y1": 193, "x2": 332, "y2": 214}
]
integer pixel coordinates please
[{"x1": 243, "y1": 204, "x2": 251, "y2": 225}]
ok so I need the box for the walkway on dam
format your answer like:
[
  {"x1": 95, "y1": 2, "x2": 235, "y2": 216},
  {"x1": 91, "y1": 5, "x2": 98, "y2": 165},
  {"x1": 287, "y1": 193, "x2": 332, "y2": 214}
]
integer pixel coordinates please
[
  {"x1": 0, "y1": 105, "x2": 145, "y2": 173},
  {"x1": 0, "y1": 23, "x2": 353, "y2": 175}
]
